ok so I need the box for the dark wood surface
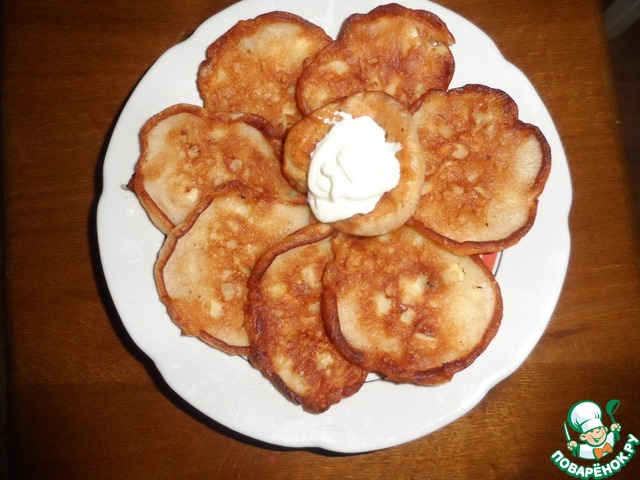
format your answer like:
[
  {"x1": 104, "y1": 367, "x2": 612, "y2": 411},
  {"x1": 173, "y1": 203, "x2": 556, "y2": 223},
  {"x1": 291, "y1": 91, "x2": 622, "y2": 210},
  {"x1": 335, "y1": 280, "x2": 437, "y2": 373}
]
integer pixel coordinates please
[{"x1": 3, "y1": 0, "x2": 640, "y2": 478}]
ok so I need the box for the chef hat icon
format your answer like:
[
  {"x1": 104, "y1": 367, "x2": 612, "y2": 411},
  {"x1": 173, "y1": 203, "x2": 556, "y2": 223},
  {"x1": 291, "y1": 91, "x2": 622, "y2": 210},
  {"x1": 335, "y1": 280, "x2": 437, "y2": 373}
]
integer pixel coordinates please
[{"x1": 568, "y1": 400, "x2": 605, "y2": 434}]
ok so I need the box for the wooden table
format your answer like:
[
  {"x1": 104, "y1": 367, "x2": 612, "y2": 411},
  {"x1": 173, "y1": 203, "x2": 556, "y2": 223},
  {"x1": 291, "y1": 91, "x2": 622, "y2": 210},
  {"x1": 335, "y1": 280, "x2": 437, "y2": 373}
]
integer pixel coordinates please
[{"x1": 4, "y1": 0, "x2": 640, "y2": 478}]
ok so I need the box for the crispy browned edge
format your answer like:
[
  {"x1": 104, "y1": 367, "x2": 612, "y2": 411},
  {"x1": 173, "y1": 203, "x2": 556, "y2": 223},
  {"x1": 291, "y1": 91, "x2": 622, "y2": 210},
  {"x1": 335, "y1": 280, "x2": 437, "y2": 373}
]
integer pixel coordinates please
[
  {"x1": 409, "y1": 84, "x2": 553, "y2": 255},
  {"x1": 197, "y1": 10, "x2": 333, "y2": 134},
  {"x1": 128, "y1": 103, "x2": 282, "y2": 234},
  {"x1": 296, "y1": 3, "x2": 456, "y2": 115},
  {"x1": 154, "y1": 181, "x2": 274, "y2": 356},
  {"x1": 321, "y1": 226, "x2": 504, "y2": 385},
  {"x1": 339, "y1": 3, "x2": 455, "y2": 50},
  {"x1": 245, "y1": 222, "x2": 350, "y2": 411}
]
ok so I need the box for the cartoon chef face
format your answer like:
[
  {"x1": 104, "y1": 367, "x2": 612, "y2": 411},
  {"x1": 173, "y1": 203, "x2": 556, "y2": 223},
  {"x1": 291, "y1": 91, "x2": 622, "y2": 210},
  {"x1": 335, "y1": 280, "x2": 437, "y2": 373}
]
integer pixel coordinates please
[{"x1": 580, "y1": 426, "x2": 609, "y2": 446}]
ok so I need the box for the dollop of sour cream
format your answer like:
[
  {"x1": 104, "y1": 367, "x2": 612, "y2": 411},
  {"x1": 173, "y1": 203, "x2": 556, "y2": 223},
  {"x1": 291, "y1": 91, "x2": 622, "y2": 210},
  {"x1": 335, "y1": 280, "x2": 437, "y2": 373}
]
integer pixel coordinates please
[{"x1": 307, "y1": 113, "x2": 401, "y2": 223}]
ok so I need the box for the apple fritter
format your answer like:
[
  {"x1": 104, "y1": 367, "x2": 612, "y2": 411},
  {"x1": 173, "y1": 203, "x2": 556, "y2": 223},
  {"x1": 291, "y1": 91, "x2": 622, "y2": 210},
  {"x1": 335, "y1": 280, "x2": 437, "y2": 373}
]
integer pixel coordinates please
[
  {"x1": 410, "y1": 85, "x2": 551, "y2": 255},
  {"x1": 322, "y1": 226, "x2": 502, "y2": 385},
  {"x1": 246, "y1": 223, "x2": 368, "y2": 413},
  {"x1": 297, "y1": 3, "x2": 455, "y2": 114},
  {"x1": 282, "y1": 91, "x2": 425, "y2": 236},
  {"x1": 130, "y1": 104, "x2": 300, "y2": 234},
  {"x1": 155, "y1": 183, "x2": 312, "y2": 355},
  {"x1": 197, "y1": 11, "x2": 332, "y2": 138}
]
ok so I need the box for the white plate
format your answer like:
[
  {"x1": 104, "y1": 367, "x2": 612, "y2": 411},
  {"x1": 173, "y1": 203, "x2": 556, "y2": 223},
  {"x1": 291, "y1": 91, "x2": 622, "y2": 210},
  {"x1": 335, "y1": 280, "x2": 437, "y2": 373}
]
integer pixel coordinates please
[{"x1": 97, "y1": 0, "x2": 572, "y2": 453}]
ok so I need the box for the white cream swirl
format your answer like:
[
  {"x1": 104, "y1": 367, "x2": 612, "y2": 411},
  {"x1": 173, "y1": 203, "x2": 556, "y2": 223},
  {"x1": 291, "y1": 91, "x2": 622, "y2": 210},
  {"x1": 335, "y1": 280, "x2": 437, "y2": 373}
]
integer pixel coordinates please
[{"x1": 307, "y1": 113, "x2": 401, "y2": 223}]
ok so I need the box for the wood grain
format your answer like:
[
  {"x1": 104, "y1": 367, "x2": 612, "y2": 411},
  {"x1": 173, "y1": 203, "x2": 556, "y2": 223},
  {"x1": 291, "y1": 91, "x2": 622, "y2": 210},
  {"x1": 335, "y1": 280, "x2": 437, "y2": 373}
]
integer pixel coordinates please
[{"x1": 3, "y1": 0, "x2": 640, "y2": 478}]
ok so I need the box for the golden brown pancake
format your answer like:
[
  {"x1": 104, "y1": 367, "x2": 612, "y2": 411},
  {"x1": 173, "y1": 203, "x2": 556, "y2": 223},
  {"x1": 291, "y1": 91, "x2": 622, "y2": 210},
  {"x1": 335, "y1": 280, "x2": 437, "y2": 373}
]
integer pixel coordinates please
[
  {"x1": 297, "y1": 3, "x2": 455, "y2": 114},
  {"x1": 410, "y1": 84, "x2": 552, "y2": 255},
  {"x1": 282, "y1": 91, "x2": 425, "y2": 236},
  {"x1": 155, "y1": 183, "x2": 312, "y2": 355},
  {"x1": 247, "y1": 223, "x2": 367, "y2": 413},
  {"x1": 197, "y1": 11, "x2": 332, "y2": 138},
  {"x1": 323, "y1": 225, "x2": 502, "y2": 385},
  {"x1": 130, "y1": 103, "x2": 300, "y2": 234}
]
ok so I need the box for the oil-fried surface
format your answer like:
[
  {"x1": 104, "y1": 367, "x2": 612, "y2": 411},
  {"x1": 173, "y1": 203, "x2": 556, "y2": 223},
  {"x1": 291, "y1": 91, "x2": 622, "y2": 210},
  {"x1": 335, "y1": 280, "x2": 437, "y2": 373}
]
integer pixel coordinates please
[
  {"x1": 283, "y1": 91, "x2": 425, "y2": 236},
  {"x1": 155, "y1": 183, "x2": 312, "y2": 355},
  {"x1": 247, "y1": 223, "x2": 367, "y2": 413},
  {"x1": 131, "y1": 104, "x2": 299, "y2": 234},
  {"x1": 323, "y1": 226, "x2": 502, "y2": 385},
  {"x1": 297, "y1": 3, "x2": 455, "y2": 114},
  {"x1": 410, "y1": 85, "x2": 551, "y2": 254},
  {"x1": 198, "y1": 11, "x2": 332, "y2": 138}
]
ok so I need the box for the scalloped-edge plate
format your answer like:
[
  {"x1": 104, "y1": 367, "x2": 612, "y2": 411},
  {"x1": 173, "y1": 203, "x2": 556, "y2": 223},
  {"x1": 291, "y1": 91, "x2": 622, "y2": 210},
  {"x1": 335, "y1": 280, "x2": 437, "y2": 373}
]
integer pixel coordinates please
[{"x1": 97, "y1": 0, "x2": 571, "y2": 453}]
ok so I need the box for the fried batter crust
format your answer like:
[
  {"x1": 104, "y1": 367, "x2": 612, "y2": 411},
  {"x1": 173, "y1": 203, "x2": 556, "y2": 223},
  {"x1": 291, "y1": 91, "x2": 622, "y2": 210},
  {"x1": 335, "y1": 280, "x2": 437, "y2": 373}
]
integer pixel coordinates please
[
  {"x1": 131, "y1": 104, "x2": 301, "y2": 234},
  {"x1": 197, "y1": 11, "x2": 332, "y2": 138},
  {"x1": 247, "y1": 223, "x2": 367, "y2": 413},
  {"x1": 155, "y1": 183, "x2": 312, "y2": 355},
  {"x1": 410, "y1": 84, "x2": 552, "y2": 254},
  {"x1": 283, "y1": 91, "x2": 426, "y2": 236},
  {"x1": 297, "y1": 3, "x2": 455, "y2": 114},
  {"x1": 323, "y1": 226, "x2": 502, "y2": 385}
]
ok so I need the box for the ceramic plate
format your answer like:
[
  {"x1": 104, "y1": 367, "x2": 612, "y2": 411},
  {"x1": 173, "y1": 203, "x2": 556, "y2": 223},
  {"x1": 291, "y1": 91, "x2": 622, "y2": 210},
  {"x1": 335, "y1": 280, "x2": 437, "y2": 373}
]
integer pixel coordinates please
[{"x1": 97, "y1": 0, "x2": 572, "y2": 453}]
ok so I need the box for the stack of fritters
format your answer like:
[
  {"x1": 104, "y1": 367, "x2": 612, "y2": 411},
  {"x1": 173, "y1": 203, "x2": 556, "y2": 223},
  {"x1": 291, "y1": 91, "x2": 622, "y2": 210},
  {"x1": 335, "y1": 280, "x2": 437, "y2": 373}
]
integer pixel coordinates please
[{"x1": 130, "y1": 4, "x2": 550, "y2": 413}]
